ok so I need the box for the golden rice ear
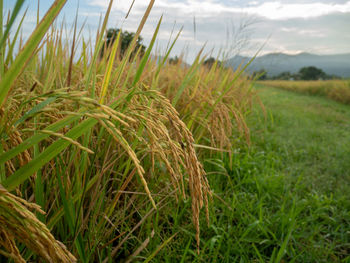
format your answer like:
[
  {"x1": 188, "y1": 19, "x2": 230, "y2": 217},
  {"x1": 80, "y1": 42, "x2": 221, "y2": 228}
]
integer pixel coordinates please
[
  {"x1": 146, "y1": 91, "x2": 212, "y2": 253},
  {"x1": 0, "y1": 228, "x2": 26, "y2": 263},
  {"x1": 0, "y1": 184, "x2": 76, "y2": 262}
]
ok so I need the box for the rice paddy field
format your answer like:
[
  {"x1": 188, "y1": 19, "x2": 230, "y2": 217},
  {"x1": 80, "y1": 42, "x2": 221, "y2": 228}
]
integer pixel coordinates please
[
  {"x1": 1, "y1": 1, "x2": 350, "y2": 262},
  {"x1": 259, "y1": 80, "x2": 350, "y2": 105}
]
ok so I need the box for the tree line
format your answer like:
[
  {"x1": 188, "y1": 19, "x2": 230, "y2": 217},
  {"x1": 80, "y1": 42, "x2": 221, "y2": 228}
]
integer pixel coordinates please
[{"x1": 253, "y1": 66, "x2": 342, "y2": 81}]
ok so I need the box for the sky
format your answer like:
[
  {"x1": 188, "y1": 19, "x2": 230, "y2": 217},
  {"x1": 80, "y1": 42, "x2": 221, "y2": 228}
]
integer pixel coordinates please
[{"x1": 4, "y1": 0, "x2": 350, "y2": 62}]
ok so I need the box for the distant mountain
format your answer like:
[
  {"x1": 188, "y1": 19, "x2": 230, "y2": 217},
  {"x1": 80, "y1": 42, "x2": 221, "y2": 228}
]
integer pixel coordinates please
[{"x1": 226, "y1": 52, "x2": 350, "y2": 78}]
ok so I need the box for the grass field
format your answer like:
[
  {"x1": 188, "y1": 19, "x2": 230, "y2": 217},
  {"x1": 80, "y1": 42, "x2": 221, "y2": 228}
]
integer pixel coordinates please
[
  {"x1": 259, "y1": 80, "x2": 350, "y2": 105},
  {"x1": 141, "y1": 85, "x2": 350, "y2": 262},
  {"x1": 253, "y1": 85, "x2": 350, "y2": 195}
]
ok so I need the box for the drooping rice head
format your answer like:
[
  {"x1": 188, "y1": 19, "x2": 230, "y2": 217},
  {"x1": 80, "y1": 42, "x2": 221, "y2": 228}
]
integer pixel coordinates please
[{"x1": 0, "y1": 184, "x2": 76, "y2": 262}]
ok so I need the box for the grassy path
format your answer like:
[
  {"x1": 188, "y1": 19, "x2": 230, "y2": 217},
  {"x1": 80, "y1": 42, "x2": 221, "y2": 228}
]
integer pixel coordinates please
[
  {"x1": 150, "y1": 85, "x2": 350, "y2": 262},
  {"x1": 251, "y1": 85, "x2": 350, "y2": 196}
]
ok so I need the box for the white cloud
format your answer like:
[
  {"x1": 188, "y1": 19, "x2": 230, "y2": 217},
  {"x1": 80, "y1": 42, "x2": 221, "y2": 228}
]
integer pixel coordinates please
[
  {"x1": 280, "y1": 27, "x2": 326, "y2": 37},
  {"x1": 242, "y1": 1, "x2": 350, "y2": 20},
  {"x1": 84, "y1": 1, "x2": 350, "y2": 60},
  {"x1": 89, "y1": 0, "x2": 350, "y2": 20}
]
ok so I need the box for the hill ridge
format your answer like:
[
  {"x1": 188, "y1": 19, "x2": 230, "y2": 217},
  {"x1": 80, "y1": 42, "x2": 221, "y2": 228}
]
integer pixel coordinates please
[{"x1": 226, "y1": 52, "x2": 350, "y2": 77}]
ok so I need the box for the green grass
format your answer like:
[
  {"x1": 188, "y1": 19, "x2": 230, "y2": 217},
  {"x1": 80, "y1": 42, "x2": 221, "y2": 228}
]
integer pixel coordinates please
[
  {"x1": 139, "y1": 85, "x2": 350, "y2": 262},
  {"x1": 252, "y1": 84, "x2": 350, "y2": 196}
]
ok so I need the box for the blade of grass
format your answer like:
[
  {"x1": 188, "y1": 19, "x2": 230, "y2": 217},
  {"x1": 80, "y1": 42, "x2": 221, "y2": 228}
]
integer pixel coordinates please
[
  {"x1": 2, "y1": 117, "x2": 96, "y2": 191},
  {"x1": 143, "y1": 233, "x2": 178, "y2": 263},
  {"x1": 0, "y1": 114, "x2": 81, "y2": 167},
  {"x1": 4, "y1": 8, "x2": 27, "y2": 66},
  {"x1": 0, "y1": 0, "x2": 3, "y2": 75},
  {"x1": 179, "y1": 238, "x2": 192, "y2": 263},
  {"x1": 0, "y1": 0, "x2": 25, "y2": 50},
  {"x1": 86, "y1": 0, "x2": 114, "y2": 98},
  {"x1": 275, "y1": 199, "x2": 296, "y2": 263},
  {"x1": 111, "y1": 0, "x2": 155, "y2": 97},
  {"x1": 47, "y1": 172, "x2": 101, "y2": 228},
  {"x1": 131, "y1": 15, "x2": 162, "y2": 87},
  {"x1": 56, "y1": 159, "x2": 87, "y2": 262},
  {"x1": 172, "y1": 47, "x2": 205, "y2": 107},
  {"x1": 204, "y1": 50, "x2": 260, "y2": 120},
  {"x1": 0, "y1": 0, "x2": 67, "y2": 107},
  {"x1": 151, "y1": 26, "x2": 183, "y2": 89},
  {"x1": 99, "y1": 30, "x2": 121, "y2": 104},
  {"x1": 119, "y1": 15, "x2": 162, "y2": 103},
  {"x1": 0, "y1": 144, "x2": 5, "y2": 181},
  {"x1": 66, "y1": 1, "x2": 79, "y2": 87},
  {"x1": 14, "y1": 97, "x2": 57, "y2": 127}
]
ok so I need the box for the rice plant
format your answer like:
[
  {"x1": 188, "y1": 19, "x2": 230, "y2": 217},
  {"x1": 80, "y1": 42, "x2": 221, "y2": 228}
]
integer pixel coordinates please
[{"x1": 0, "y1": 0, "x2": 254, "y2": 261}]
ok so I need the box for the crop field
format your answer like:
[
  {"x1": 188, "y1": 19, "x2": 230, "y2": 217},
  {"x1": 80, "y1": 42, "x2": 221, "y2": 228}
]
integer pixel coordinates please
[
  {"x1": 0, "y1": 1, "x2": 253, "y2": 262},
  {"x1": 259, "y1": 80, "x2": 350, "y2": 105},
  {"x1": 1, "y1": 1, "x2": 350, "y2": 262}
]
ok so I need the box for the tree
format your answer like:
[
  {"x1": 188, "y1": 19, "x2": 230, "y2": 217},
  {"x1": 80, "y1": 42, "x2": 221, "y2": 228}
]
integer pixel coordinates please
[
  {"x1": 203, "y1": 57, "x2": 221, "y2": 68},
  {"x1": 169, "y1": 56, "x2": 179, "y2": 65},
  {"x1": 101, "y1": 28, "x2": 146, "y2": 59},
  {"x1": 273, "y1": 71, "x2": 293, "y2": 80},
  {"x1": 252, "y1": 69, "x2": 268, "y2": 80},
  {"x1": 299, "y1": 66, "x2": 326, "y2": 80}
]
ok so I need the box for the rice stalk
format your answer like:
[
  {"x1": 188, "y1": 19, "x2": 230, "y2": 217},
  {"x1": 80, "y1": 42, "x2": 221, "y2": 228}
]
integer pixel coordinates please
[
  {"x1": 0, "y1": 0, "x2": 255, "y2": 260},
  {"x1": 0, "y1": 184, "x2": 76, "y2": 262}
]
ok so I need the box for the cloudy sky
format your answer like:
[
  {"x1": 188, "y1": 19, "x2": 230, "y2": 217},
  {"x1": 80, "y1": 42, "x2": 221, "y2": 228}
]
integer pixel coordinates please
[{"x1": 4, "y1": 0, "x2": 350, "y2": 61}]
